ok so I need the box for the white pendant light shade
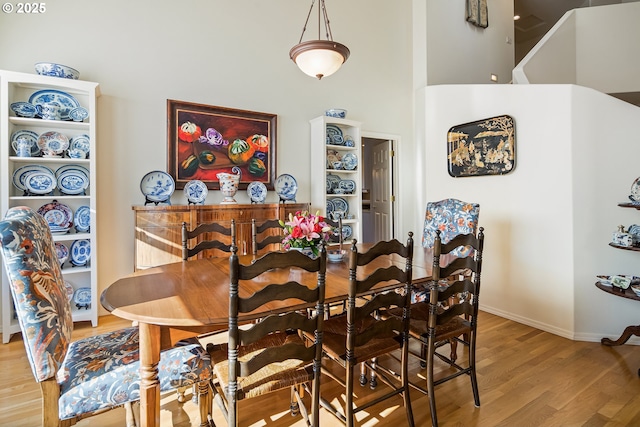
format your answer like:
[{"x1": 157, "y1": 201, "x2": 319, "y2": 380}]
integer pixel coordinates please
[
  {"x1": 290, "y1": 40, "x2": 350, "y2": 80},
  {"x1": 290, "y1": 0, "x2": 350, "y2": 80}
]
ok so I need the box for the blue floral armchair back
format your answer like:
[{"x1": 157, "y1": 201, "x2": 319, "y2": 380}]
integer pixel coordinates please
[
  {"x1": 0, "y1": 206, "x2": 73, "y2": 382},
  {"x1": 422, "y1": 198, "x2": 480, "y2": 257}
]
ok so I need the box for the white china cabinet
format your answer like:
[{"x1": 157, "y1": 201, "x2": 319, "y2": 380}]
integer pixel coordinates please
[
  {"x1": 0, "y1": 69, "x2": 100, "y2": 343},
  {"x1": 310, "y1": 116, "x2": 362, "y2": 244}
]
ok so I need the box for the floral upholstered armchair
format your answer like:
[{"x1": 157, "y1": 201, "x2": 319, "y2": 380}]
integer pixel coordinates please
[{"x1": 0, "y1": 206, "x2": 212, "y2": 427}]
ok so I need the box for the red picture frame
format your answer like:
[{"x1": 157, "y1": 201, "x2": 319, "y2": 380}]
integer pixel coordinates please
[{"x1": 167, "y1": 99, "x2": 277, "y2": 190}]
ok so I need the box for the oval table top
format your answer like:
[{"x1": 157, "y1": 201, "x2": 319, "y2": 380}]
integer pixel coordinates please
[{"x1": 101, "y1": 246, "x2": 436, "y2": 328}]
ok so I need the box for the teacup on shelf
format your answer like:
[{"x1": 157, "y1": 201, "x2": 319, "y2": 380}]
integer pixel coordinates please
[
  {"x1": 332, "y1": 161, "x2": 342, "y2": 170},
  {"x1": 67, "y1": 148, "x2": 87, "y2": 159},
  {"x1": 37, "y1": 102, "x2": 61, "y2": 120}
]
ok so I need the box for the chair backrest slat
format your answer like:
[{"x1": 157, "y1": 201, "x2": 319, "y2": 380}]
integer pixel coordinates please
[{"x1": 182, "y1": 220, "x2": 236, "y2": 259}]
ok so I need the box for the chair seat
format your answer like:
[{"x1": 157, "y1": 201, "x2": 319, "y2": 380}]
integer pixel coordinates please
[
  {"x1": 209, "y1": 331, "x2": 313, "y2": 401},
  {"x1": 321, "y1": 314, "x2": 402, "y2": 364},
  {"x1": 57, "y1": 327, "x2": 211, "y2": 420},
  {"x1": 385, "y1": 304, "x2": 471, "y2": 343}
]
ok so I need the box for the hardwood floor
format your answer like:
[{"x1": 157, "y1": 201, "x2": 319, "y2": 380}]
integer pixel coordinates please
[{"x1": 1, "y1": 311, "x2": 639, "y2": 426}]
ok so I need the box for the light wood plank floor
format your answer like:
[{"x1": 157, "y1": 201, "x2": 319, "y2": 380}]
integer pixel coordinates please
[{"x1": 1, "y1": 311, "x2": 640, "y2": 426}]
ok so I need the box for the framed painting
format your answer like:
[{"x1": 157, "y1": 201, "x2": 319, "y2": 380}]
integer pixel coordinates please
[
  {"x1": 167, "y1": 99, "x2": 276, "y2": 190},
  {"x1": 447, "y1": 114, "x2": 515, "y2": 177},
  {"x1": 466, "y1": 0, "x2": 488, "y2": 28}
]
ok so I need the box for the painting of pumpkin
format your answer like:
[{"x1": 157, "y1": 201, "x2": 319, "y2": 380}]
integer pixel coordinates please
[
  {"x1": 247, "y1": 134, "x2": 269, "y2": 153},
  {"x1": 178, "y1": 122, "x2": 202, "y2": 143},
  {"x1": 228, "y1": 138, "x2": 256, "y2": 165}
]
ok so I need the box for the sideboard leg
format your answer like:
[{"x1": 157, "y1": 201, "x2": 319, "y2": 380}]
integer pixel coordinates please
[{"x1": 601, "y1": 325, "x2": 640, "y2": 346}]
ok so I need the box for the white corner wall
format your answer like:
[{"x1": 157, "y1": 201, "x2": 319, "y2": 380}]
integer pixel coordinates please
[
  {"x1": 419, "y1": 84, "x2": 640, "y2": 342},
  {"x1": 513, "y1": 2, "x2": 640, "y2": 96}
]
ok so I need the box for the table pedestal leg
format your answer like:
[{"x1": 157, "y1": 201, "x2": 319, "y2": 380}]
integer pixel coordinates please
[
  {"x1": 139, "y1": 322, "x2": 162, "y2": 427},
  {"x1": 601, "y1": 325, "x2": 640, "y2": 346}
]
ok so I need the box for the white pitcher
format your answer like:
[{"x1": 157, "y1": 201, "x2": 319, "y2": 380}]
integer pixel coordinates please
[{"x1": 217, "y1": 166, "x2": 241, "y2": 204}]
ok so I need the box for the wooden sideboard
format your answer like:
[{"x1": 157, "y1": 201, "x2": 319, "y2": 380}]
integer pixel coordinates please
[{"x1": 133, "y1": 203, "x2": 309, "y2": 270}]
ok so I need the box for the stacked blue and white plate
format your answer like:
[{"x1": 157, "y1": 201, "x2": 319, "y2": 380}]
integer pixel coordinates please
[
  {"x1": 12, "y1": 164, "x2": 56, "y2": 195},
  {"x1": 56, "y1": 164, "x2": 89, "y2": 195}
]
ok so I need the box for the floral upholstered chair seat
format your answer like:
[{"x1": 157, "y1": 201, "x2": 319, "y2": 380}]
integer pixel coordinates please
[
  {"x1": 413, "y1": 198, "x2": 480, "y2": 303},
  {"x1": 58, "y1": 328, "x2": 209, "y2": 419},
  {"x1": 0, "y1": 206, "x2": 211, "y2": 424}
]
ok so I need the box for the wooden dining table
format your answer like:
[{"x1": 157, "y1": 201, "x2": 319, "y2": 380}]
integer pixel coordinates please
[{"x1": 101, "y1": 244, "x2": 437, "y2": 427}]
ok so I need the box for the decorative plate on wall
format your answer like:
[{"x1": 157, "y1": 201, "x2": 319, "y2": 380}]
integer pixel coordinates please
[{"x1": 447, "y1": 114, "x2": 515, "y2": 177}]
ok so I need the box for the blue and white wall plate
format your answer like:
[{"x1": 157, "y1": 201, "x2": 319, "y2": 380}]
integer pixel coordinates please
[
  {"x1": 140, "y1": 170, "x2": 175, "y2": 204},
  {"x1": 184, "y1": 180, "x2": 208, "y2": 204},
  {"x1": 275, "y1": 174, "x2": 298, "y2": 202},
  {"x1": 247, "y1": 181, "x2": 267, "y2": 203},
  {"x1": 70, "y1": 239, "x2": 91, "y2": 266},
  {"x1": 74, "y1": 205, "x2": 91, "y2": 232}
]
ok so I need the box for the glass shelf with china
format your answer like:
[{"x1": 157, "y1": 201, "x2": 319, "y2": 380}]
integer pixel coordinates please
[
  {"x1": 0, "y1": 69, "x2": 100, "y2": 343},
  {"x1": 310, "y1": 115, "x2": 362, "y2": 245}
]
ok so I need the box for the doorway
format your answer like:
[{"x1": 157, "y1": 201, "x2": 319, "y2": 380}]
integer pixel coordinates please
[{"x1": 361, "y1": 132, "x2": 399, "y2": 243}]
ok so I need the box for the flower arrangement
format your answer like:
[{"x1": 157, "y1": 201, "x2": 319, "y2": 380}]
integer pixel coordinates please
[{"x1": 280, "y1": 210, "x2": 334, "y2": 256}]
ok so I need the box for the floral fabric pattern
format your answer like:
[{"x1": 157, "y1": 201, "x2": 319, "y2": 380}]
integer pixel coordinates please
[
  {"x1": 0, "y1": 206, "x2": 211, "y2": 420},
  {"x1": 422, "y1": 199, "x2": 480, "y2": 257}
]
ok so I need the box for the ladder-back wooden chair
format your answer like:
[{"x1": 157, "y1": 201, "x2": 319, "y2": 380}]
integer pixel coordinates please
[
  {"x1": 404, "y1": 228, "x2": 485, "y2": 427},
  {"x1": 319, "y1": 234, "x2": 415, "y2": 427},
  {"x1": 206, "y1": 244, "x2": 327, "y2": 427}
]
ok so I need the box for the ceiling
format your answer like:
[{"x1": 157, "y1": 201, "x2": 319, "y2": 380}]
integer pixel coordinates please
[{"x1": 514, "y1": 0, "x2": 640, "y2": 106}]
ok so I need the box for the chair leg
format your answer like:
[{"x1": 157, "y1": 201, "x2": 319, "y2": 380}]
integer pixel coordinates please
[
  {"x1": 359, "y1": 362, "x2": 368, "y2": 386},
  {"x1": 290, "y1": 386, "x2": 300, "y2": 416},
  {"x1": 369, "y1": 358, "x2": 378, "y2": 389},
  {"x1": 176, "y1": 386, "x2": 188, "y2": 403},
  {"x1": 124, "y1": 401, "x2": 137, "y2": 427},
  {"x1": 197, "y1": 381, "x2": 212, "y2": 427},
  {"x1": 426, "y1": 348, "x2": 438, "y2": 427}
]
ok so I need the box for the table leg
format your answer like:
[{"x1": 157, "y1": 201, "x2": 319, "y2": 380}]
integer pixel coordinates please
[
  {"x1": 138, "y1": 322, "x2": 162, "y2": 427},
  {"x1": 601, "y1": 325, "x2": 640, "y2": 346}
]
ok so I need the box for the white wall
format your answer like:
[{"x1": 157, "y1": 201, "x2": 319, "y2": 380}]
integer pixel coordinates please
[
  {"x1": 419, "y1": 84, "x2": 640, "y2": 342},
  {"x1": 425, "y1": 0, "x2": 515, "y2": 85},
  {"x1": 514, "y1": 2, "x2": 640, "y2": 96}
]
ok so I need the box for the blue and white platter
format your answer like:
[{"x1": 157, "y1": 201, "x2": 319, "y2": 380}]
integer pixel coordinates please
[
  {"x1": 11, "y1": 130, "x2": 41, "y2": 156},
  {"x1": 74, "y1": 205, "x2": 91, "y2": 232},
  {"x1": 56, "y1": 164, "x2": 89, "y2": 179},
  {"x1": 331, "y1": 197, "x2": 349, "y2": 215},
  {"x1": 13, "y1": 164, "x2": 55, "y2": 191},
  {"x1": 28, "y1": 89, "x2": 80, "y2": 121},
  {"x1": 247, "y1": 181, "x2": 267, "y2": 203},
  {"x1": 24, "y1": 170, "x2": 56, "y2": 195},
  {"x1": 184, "y1": 179, "x2": 208, "y2": 204},
  {"x1": 69, "y1": 134, "x2": 90, "y2": 155},
  {"x1": 326, "y1": 174, "x2": 341, "y2": 193},
  {"x1": 338, "y1": 179, "x2": 356, "y2": 194},
  {"x1": 342, "y1": 153, "x2": 358, "y2": 170},
  {"x1": 275, "y1": 174, "x2": 298, "y2": 201},
  {"x1": 326, "y1": 124, "x2": 343, "y2": 140},
  {"x1": 57, "y1": 170, "x2": 89, "y2": 195},
  {"x1": 326, "y1": 199, "x2": 335, "y2": 216},
  {"x1": 10, "y1": 101, "x2": 37, "y2": 118},
  {"x1": 70, "y1": 239, "x2": 91, "y2": 266},
  {"x1": 140, "y1": 170, "x2": 175, "y2": 203}
]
